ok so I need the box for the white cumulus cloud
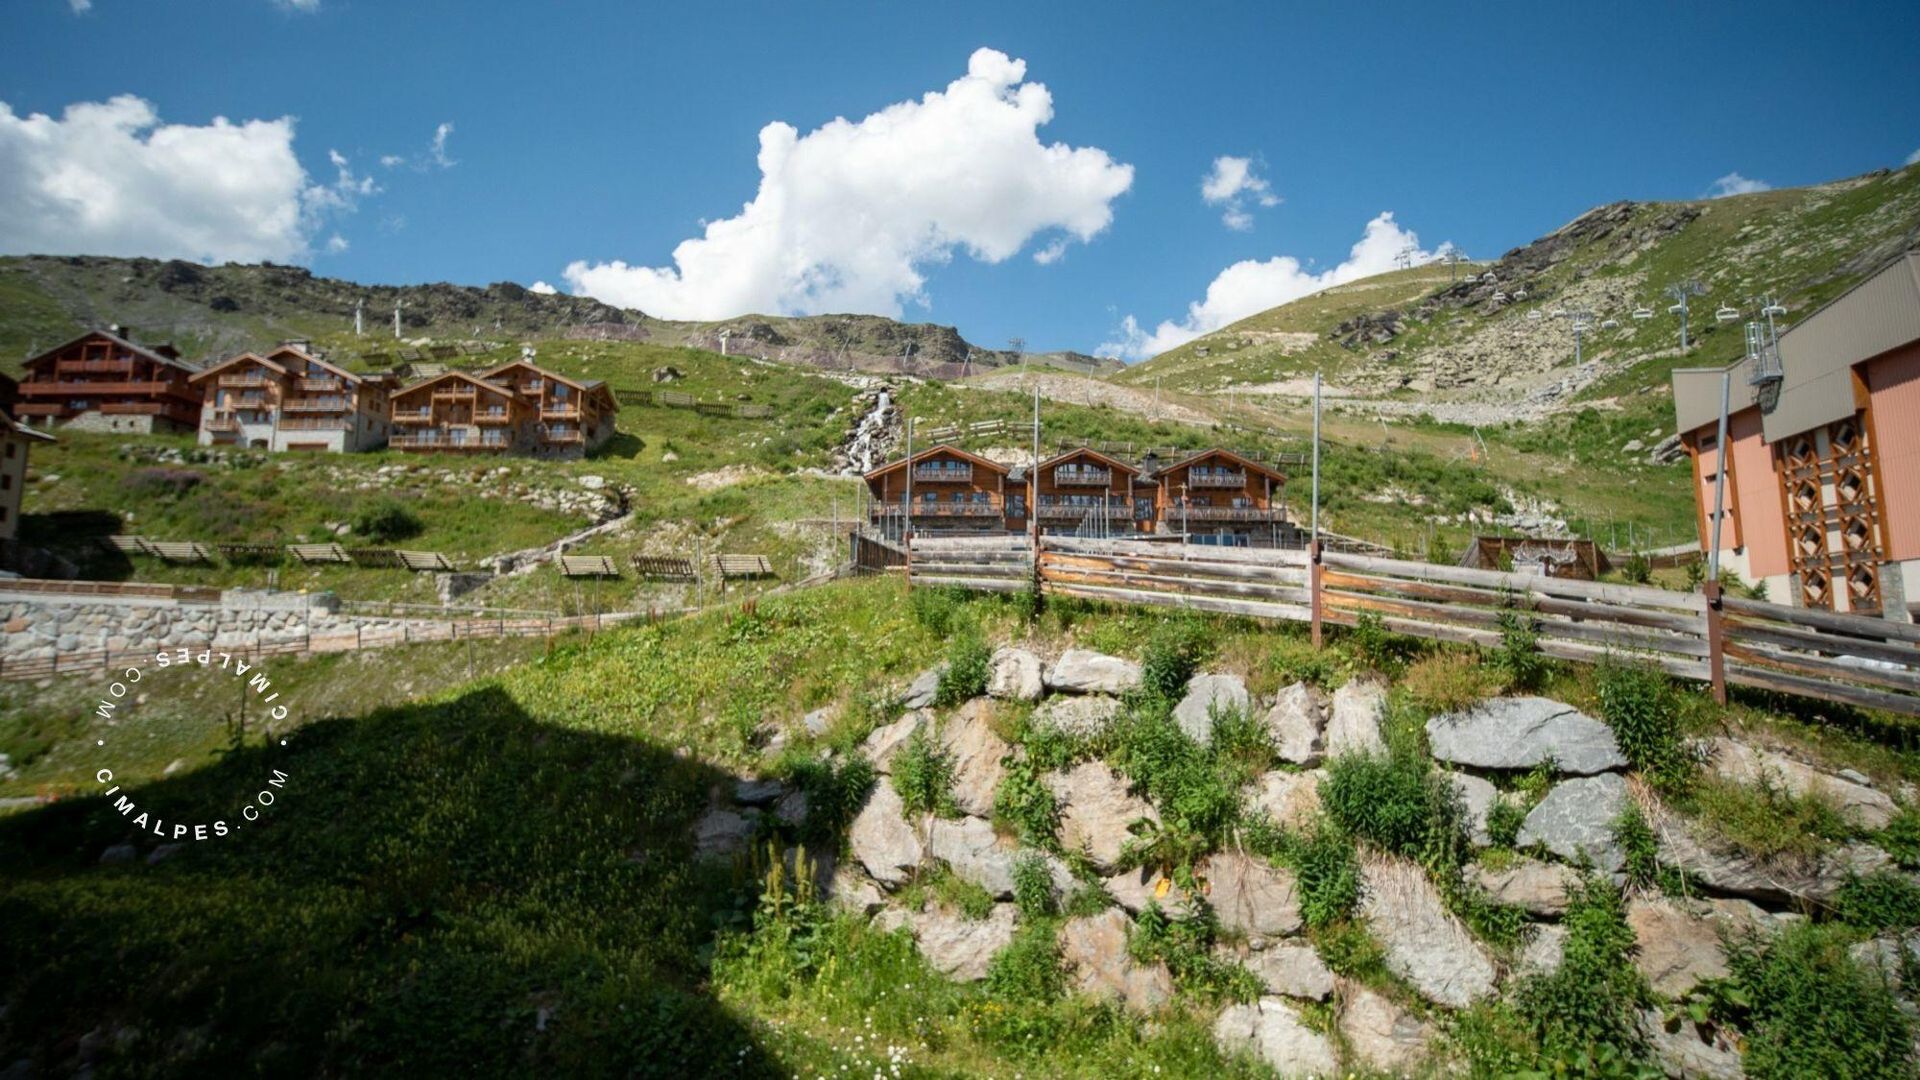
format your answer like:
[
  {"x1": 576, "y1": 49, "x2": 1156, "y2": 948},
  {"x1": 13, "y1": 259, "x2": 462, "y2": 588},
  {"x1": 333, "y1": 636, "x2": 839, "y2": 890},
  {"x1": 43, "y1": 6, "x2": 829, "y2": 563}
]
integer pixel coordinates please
[
  {"x1": 68, "y1": 0, "x2": 92, "y2": 14},
  {"x1": 1705, "y1": 172, "x2": 1771, "y2": 198},
  {"x1": 1201, "y1": 155, "x2": 1280, "y2": 231},
  {"x1": 1099, "y1": 211, "x2": 1436, "y2": 361},
  {"x1": 528, "y1": 280, "x2": 557, "y2": 295},
  {"x1": 1906, "y1": 147, "x2": 1920, "y2": 167},
  {"x1": 429, "y1": 122, "x2": 455, "y2": 167},
  {"x1": 0, "y1": 95, "x2": 369, "y2": 263},
  {"x1": 562, "y1": 47, "x2": 1133, "y2": 320}
]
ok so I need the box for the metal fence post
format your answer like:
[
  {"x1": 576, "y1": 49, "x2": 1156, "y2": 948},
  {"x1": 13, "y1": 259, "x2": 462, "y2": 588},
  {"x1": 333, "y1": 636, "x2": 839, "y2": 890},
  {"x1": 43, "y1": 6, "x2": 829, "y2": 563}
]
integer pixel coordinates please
[
  {"x1": 1703, "y1": 579, "x2": 1727, "y2": 705},
  {"x1": 1310, "y1": 539, "x2": 1325, "y2": 649}
]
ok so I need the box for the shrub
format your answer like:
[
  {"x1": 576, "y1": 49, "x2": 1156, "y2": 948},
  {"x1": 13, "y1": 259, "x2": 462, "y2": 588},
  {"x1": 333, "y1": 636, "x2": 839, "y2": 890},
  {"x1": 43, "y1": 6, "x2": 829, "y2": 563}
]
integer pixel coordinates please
[
  {"x1": 1613, "y1": 802, "x2": 1664, "y2": 892},
  {"x1": 1596, "y1": 658, "x2": 1689, "y2": 787},
  {"x1": 1691, "y1": 774, "x2": 1849, "y2": 864},
  {"x1": 1402, "y1": 651, "x2": 1499, "y2": 714},
  {"x1": 1834, "y1": 869, "x2": 1920, "y2": 932},
  {"x1": 1287, "y1": 822, "x2": 1361, "y2": 928},
  {"x1": 908, "y1": 586, "x2": 968, "y2": 637},
  {"x1": 1621, "y1": 553, "x2": 1653, "y2": 584},
  {"x1": 1139, "y1": 618, "x2": 1212, "y2": 701},
  {"x1": 1489, "y1": 602, "x2": 1548, "y2": 691},
  {"x1": 125, "y1": 465, "x2": 204, "y2": 499},
  {"x1": 1320, "y1": 753, "x2": 1462, "y2": 865},
  {"x1": 1010, "y1": 853, "x2": 1056, "y2": 919},
  {"x1": 993, "y1": 757, "x2": 1059, "y2": 849},
  {"x1": 985, "y1": 921, "x2": 1064, "y2": 1003},
  {"x1": 351, "y1": 497, "x2": 424, "y2": 543},
  {"x1": 1512, "y1": 877, "x2": 1650, "y2": 1072},
  {"x1": 1346, "y1": 610, "x2": 1399, "y2": 672},
  {"x1": 1486, "y1": 797, "x2": 1527, "y2": 849},
  {"x1": 1879, "y1": 809, "x2": 1920, "y2": 870},
  {"x1": 891, "y1": 726, "x2": 958, "y2": 818},
  {"x1": 1112, "y1": 708, "x2": 1239, "y2": 848},
  {"x1": 1716, "y1": 922, "x2": 1913, "y2": 1079},
  {"x1": 934, "y1": 633, "x2": 991, "y2": 707},
  {"x1": 1129, "y1": 901, "x2": 1260, "y2": 1001},
  {"x1": 783, "y1": 756, "x2": 875, "y2": 847}
]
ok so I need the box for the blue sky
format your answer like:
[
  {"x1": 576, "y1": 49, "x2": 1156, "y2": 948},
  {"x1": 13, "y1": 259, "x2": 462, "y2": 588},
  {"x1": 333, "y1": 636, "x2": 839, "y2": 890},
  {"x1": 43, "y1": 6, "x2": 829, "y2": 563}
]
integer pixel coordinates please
[{"x1": 3, "y1": 0, "x2": 1918, "y2": 359}]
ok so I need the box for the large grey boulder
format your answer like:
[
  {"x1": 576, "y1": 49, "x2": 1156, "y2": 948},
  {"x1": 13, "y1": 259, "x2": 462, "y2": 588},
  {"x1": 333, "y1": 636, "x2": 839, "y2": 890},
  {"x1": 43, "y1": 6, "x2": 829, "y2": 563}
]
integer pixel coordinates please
[
  {"x1": 1427, "y1": 696, "x2": 1628, "y2": 775},
  {"x1": 1641, "y1": 1010, "x2": 1745, "y2": 1080},
  {"x1": 875, "y1": 903, "x2": 1018, "y2": 982},
  {"x1": 693, "y1": 807, "x2": 758, "y2": 859},
  {"x1": 1104, "y1": 866, "x2": 1191, "y2": 914},
  {"x1": 1241, "y1": 943, "x2": 1335, "y2": 1001},
  {"x1": 861, "y1": 710, "x2": 929, "y2": 773},
  {"x1": 1519, "y1": 924, "x2": 1568, "y2": 976},
  {"x1": 1061, "y1": 908, "x2": 1174, "y2": 1012},
  {"x1": 849, "y1": 783, "x2": 923, "y2": 888},
  {"x1": 1244, "y1": 769, "x2": 1325, "y2": 832},
  {"x1": 1030, "y1": 694, "x2": 1123, "y2": 739},
  {"x1": 1361, "y1": 855, "x2": 1497, "y2": 1007},
  {"x1": 826, "y1": 863, "x2": 888, "y2": 917},
  {"x1": 1707, "y1": 737, "x2": 1897, "y2": 830},
  {"x1": 926, "y1": 815, "x2": 1074, "y2": 900},
  {"x1": 1206, "y1": 850, "x2": 1304, "y2": 940},
  {"x1": 1326, "y1": 678, "x2": 1389, "y2": 757},
  {"x1": 987, "y1": 646, "x2": 1044, "y2": 701},
  {"x1": 1650, "y1": 793, "x2": 1892, "y2": 904},
  {"x1": 1627, "y1": 897, "x2": 1773, "y2": 997},
  {"x1": 1047, "y1": 761, "x2": 1159, "y2": 873},
  {"x1": 1044, "y1": 648, "x2": 1142, "y2": 694},
  {"x1": 1264, "y1": 681, "x2": 1327, "y2": 765},
  {"x1": 1212, "y1": 998, "x2": 1339, "y2": 1077},
  {"x1": 1472, "y1": 858, "x2": 1578, "y2": 917},
  {"x1": 1447, "y1": 771, "x2": 1500, "y2": 847},
  {"x1": 1173, "y1": 673, "x2": 1250, "y2": 746},
  {"x1": 900, "y1": 664, "x2": 947, "y2": 709},
  {"x1": 938, "y1": 700, "x2": 1009, "y2": 817},
  {"x1": 1340, "y1": 983, "x2": 1435, "y2": 1075},
  {"x1": 1518, "y1": 772, "x2": 1630, "y2": 873}
]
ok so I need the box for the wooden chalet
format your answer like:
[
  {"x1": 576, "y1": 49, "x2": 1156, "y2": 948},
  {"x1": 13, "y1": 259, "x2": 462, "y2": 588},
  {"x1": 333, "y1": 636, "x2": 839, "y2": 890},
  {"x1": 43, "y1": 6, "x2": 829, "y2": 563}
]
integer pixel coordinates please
[
  {"x1": 1148, "y1": 448, "x2": 1293, "y2": 547},
  {"x1": 864, "y1": 444, "x2": 1016, "y2": 538},
  {"x1": 388, "y1": 371, "x2": 524, "y2": 453},
  {"x1": 16, "y1": 329, "x2": 202, "y2": 433},
  {"x1": 478, "y1": 360, "x2": 619, "y2": 457},
  {"x1": 1033, "y1": 447, "x2": 1152, "y2": 537},
  {"x1": 190, "y1": 344, "x2": 395, "y2": 452},
  {"x1": 0, "y1": 410, "x2": 54, "y2": 542}
]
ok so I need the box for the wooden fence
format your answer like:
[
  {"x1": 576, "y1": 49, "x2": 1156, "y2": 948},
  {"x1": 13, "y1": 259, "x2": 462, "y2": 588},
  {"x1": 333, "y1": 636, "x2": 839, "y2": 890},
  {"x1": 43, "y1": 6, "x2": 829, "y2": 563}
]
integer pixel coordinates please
[{"x1": 906, "y1": 535, "x2": 1920, "y2": 717}]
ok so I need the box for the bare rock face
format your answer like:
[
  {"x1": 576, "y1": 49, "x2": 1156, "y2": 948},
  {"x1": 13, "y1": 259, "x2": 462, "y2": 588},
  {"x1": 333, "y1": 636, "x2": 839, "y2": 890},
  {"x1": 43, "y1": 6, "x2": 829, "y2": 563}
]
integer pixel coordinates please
[
  {"x1": 1104, "y1": 866, "x2": 1191, "y2": 914},
  {"x1": 1641, "y1": 1009, "x2": 1746, "y2": 1080},
  {"x1": 1241, "y1": 943, "x2": 1335, "y2": 1001},
  {"x1": 1173, "y1": 673, "x2": 1251, "y2": 746},
  {"x1": 1627, "y1": 897, "x2": 1772, "y2": 997},
  {"x1": 987, "y1": 646, "x2": 1044, "y2": 702},
  {"x1": 1340, "y1": 983, "x2": 1436, "y2": 1074},
  {"x1": 1519, "y1": 924, "x2": 1567, "y2": 976},
  {"x1": 900, "y1": 665, "x2": 947, "y2": 709},
  {"x1": 1472, "y1": 858, "x2": 1579, "y2": 917},
  {"x1": 925, "y1": 815, "x2": 1074, "y2": 900},
  {"x1": 1707, "y1": 736, "x2": 1897, "y2": 829},
  {"x1": 1648, "y1": 792, "x2": 1892, "y2": 904},
  {"x1": 1060, "y1": 908, "x2": 1174, "y2": 1012},
  {"x1": 1264, "y1": 681, "x2": 1327, "y2": 764},
  {"x1": 1518, "y1": 772, "x2": 1630, "y2": 874},
  {"x1": 1212, "y1": 997, "x2": 1339, "y2": 1077},
  {"x1": 1326, "y1": 678, "x2": 1389, "y2": 757},
  {"x1": 693, "y1": 807, "x2": 757, "y2": 859},
  {"x1": 1206, "y1": 850, "x2": 1304, "y2": 940},
  {"x1": 1427, "y1": 696, "x2": 1628, "y2": 775},
  {"x1": 826, "y1": 863, "x2": 888, "y2": 917},
  {"x1": 1044, "y1": 648, "x2": 1142, "y2": 695},
  {"x1": 939, "y1": 700, "x2": 1009, "y2": 818},
  {"x1": 1361, "y1": 855, "x2": 1497, "y2": 1007},
  {"x1": 849, "y1": 782, "x2": 923, "y2": 888},
  {"x1": 862, "y1": 710, "x2": 929, "y2": 773},
  {"x1": 1447, "y1": 771, "x2": 1500, "y2": 848},
  {"x1": 1030, "y1": 694, "x2": 1123, "y2": 739},
  {"x1": 1244, "y1": 769, "x2": 1325, "y2": 831},
  {"x1": 1047, "y1": 761, "x2": 1159, "y2": 873},
  {"x1": 875, "y1": 903, "x2": 1018, "y2": 982}
]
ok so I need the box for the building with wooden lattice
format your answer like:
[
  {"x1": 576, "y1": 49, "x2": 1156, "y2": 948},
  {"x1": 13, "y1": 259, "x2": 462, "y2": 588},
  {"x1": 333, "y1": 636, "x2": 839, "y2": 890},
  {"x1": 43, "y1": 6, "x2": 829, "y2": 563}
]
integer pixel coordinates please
[{"x1": 1672, "y1": 251, "x2": 1920, "y2": 619}]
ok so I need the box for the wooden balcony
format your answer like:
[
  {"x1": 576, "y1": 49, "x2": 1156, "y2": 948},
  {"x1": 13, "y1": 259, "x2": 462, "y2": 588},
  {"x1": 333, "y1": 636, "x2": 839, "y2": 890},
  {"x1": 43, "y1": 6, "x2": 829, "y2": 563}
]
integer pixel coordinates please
[
  {"x1": 204, "y1": 415, "x2": 240, "y2": 432},
  {"x1": 541, "y1": 427, "x2": 584, "y2": 444},
  {"x1": 392, "y1": 410, "x2": 436, "y2": 425},
  {"x1": 1038, "y1": 502, "x2": 1138, "y2": 520},
  {"x1": 226, "y1": 394, "x2": 271, "y2": 409},
  {"x1": 1187, "y1": 471, "x2": 1248, "y2": 489},
  {"x1": 280, "y1": 417, "x2": 351, "y2": 431},
  {"x1": 283, "y1": 397, "x2": 351, "y2": 413},
  {"x1": 432, "y1": 387, "x2": 478, "y2": 401},
  {"x1": 58, "y1": 358, "x2": 134, "y2": 375},
  {"x1": 390, "y1": 430, "x2": 511, "y2": 451},
  {"x1": 540, "y1": 405, "x2": 582, "y2": 420},
  {"x1": 1173, "y1": 505, "x2": 1282, "y2": 522},
  {"x1": 911, "y1": 502, "x2": 1001, "y2": 517},
  {"x1": 1052, "y1": 467, "x2": 1112, "y2": 486},
  {"x1": 913, "y1": 463, "x2": 974, "y2": 482},
  {"x1": 219, "y1": 374, "x2": 272, "y2": 388},
  {"x1": 475, "y1": 410, "x2": 514, "y2": 425},
  {"x1": 21, "y1": 380, "x2": 178, "y2": 397},
  {"x1": 13, "y1": 402, "x2": 60, "y2": 417},
  {"x1": 297, "y1": 377, "x2": 346, "y2": 392}
]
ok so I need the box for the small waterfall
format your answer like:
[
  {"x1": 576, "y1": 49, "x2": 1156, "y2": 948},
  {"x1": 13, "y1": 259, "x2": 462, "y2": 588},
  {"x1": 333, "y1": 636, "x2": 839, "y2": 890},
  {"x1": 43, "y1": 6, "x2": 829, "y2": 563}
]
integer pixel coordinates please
[{"x1": 841, "y1": 387, "x2": 896, "y2": 475}]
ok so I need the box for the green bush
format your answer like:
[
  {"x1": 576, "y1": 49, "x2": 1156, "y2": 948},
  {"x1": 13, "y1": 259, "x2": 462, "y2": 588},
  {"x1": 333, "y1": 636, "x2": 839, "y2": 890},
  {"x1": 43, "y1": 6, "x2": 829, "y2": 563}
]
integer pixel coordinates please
[
  {"x1": 985, "y1": 921, "x2": 1064, "y2": 1003},
  {"x1": 891, "y1": 726, "x2": 958, "y2": 818},
  {"x1": 908, "y1": 586, "x2": 968, "y2": 637},
  {"x1": 1596, "y1": 659, "x2": 1689, "y2": 787},
  {"x1": 1486, "y1": 797, "x2": 1527, "y2": 849},
  {"x1": 935, "y1": 633, "x2": 991, "y2": 707},
  {"x1": 993, "y1": 756, "x2": 1060, "y2": 849},
  {"x1": 1511, "y1": 877, "x2": 1650, "y2": 1072},
  {"x1": 1834, "y1": 869, "x2": 1920, "y2": 932},
  {"x1": 1489, "y1": 602, "x2": 1549, "y2": 691},
  {"x1": 1876, "y1": 808, "x2": 1920, "y2": 870},
  {"x1": 350, "y1": 497, "x2": 424, "y2": 543},
  {"x1": 1010, "y1": 853, "x2": 1057, "y2": 919},
  {"x1": 1716, "y1": 922, "x2": 1913, "y2": 1079},
  {"x1": 1111, "y1": 707, "x2": 1240, "y2": 850},
  {"x1": 1346, "y1": 610, "x2": 1400, "y2": 672},
  {"x1": 1621, "y1": 553, "x2": 1653, "y2": 584},
  {"x1": 1613, "y1": 802, "x2": 1664, "y2": 892},
  {"x1": 1320, "y1": 753, "x2": 1462, "y2": 865},
  {"x1": 1139, "y1": 618, "x2": 1212, "y2": 701},
  {"x1": 782, "y1": 756, "x2": 875, "y2": 847},
  {"x1": 1128, "y1": 901, "x2": 1260, "y2": 1001},
  {"x1": 1287, "y1": 822, "x2": 1361, "y2": 928}
]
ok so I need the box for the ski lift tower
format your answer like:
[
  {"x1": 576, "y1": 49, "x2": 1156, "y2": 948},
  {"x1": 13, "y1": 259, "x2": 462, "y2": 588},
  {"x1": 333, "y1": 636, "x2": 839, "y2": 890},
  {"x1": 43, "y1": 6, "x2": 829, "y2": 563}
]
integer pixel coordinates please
[
  {"x1": 354, "y1": 298, "x2": 364, "y2": 337},
  {"x1": 1666, "y1": 280, "x2": 1707, "y2": 350},
  {"x1": 1438, "y1": 248, "x2": 1470, "y2": 282},
  {"x1": 1562, "y1": 309, "x2": 1596, "y2": 365}
]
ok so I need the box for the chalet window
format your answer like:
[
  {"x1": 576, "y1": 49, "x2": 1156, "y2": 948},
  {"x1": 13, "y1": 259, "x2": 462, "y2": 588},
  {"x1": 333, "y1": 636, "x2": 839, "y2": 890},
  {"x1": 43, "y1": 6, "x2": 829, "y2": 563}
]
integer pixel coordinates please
[
  {"x1": 1135, "y1": 498, "x2": 1151, "y2": 519},
  {"x1": 1007, "y1": 496, "x2": 1026, "y2": 516},
  {"x1": 5, "y1": 443, "x2": 15, "y2": 459},
  {"x1": 2, "y1": 473, "x2": 10, "y2": 491}
]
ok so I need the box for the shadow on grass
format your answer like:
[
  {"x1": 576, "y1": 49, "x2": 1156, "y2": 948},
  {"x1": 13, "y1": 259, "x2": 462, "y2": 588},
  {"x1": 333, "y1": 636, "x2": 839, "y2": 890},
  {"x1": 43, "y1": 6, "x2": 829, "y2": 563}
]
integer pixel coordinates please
[
  {"x1": 0, "y1": 684, "x2": 779, "y2": 1078},
  {"x1": 16, "y1": 509, "x2": 132, "y2": 580}
]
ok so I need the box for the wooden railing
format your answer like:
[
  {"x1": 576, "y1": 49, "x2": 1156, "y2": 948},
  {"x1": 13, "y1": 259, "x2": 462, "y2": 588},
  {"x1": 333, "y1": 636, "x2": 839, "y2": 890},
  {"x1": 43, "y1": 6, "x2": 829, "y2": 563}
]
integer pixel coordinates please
[{"x1": 907, "y1": 536, "x2": 1920, "y2": 717}]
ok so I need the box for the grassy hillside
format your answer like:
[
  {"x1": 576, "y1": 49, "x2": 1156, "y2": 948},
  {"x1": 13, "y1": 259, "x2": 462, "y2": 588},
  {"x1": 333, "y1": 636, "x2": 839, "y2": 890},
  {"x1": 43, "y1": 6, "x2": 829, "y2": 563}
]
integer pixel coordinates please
[{"x1": 6, "y1": 578, "x2": 1920, "y2": 1076}]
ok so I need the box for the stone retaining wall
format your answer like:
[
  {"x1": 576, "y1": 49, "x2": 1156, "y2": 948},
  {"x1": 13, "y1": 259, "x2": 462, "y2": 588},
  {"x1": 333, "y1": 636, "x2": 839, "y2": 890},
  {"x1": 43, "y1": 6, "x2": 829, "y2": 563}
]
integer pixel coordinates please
[{"x1": 1, "y1": 589, "x2": 448, "y2": 662}]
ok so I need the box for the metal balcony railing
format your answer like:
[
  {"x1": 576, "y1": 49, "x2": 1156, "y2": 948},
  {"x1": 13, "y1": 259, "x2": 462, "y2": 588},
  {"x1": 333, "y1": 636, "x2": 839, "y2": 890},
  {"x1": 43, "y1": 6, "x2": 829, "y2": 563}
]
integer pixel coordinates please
[
  {"x1": 912, "y1": 463, "x2": 974, "y2": 482},
  {"x1": 1187, "y1": 471, "x2": 1248, "y2": 489},
  {"x1": 1053, "y1": 467, "x2": 1112, "y2": 486}
]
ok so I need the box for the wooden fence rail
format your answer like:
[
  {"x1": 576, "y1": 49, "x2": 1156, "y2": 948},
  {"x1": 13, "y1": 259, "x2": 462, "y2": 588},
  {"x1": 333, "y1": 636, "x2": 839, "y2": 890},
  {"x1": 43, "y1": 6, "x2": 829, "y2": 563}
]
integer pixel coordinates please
[{"x1": 907, "y1": 535, "x2": 1920, "y2": 717}]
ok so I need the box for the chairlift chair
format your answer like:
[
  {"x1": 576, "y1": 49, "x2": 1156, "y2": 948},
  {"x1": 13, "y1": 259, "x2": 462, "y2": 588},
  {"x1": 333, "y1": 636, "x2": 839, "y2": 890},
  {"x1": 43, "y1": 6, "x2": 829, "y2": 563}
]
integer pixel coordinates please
[
  {"x1": 1513, "y1": 288, "x2": 1530, "y2": 300},
  {"x1": 1631, "y1": 307, "x2": 1654, "y2": 321},
  {"x1": 1492, "y1": 291, "x2": 1509, "y2": 303},
  {"x1": 1714, "y1": 305, "x2": 1740, "y2": 323},
  {"x1": 1762, "y1": 300, "x2": 1788, "y2": 317},
  {"x1": 1549, "y1": 307, "x2": 1567, "y2": 318},
  {"x1": 1526, "y1": 310, "x2": 1543, "y2": 321},
  {"x1": 1600, "y1": 318, "x2": 1620, "y2": 330},
  {"x1": 1667, "y1": 303, "x2": 1686, "y2": 315}
]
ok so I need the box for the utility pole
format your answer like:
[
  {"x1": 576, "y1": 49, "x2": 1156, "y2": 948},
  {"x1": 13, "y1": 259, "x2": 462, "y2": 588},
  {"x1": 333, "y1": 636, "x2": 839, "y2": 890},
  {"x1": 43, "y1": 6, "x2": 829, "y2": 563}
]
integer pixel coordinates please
[
  {"x1": 1008, "y1": 337, "x2": 1026, "y2": 360},
  {"x1": 354, "y1": 299, "x2": 364, "y2": 336},
  {"x1": 393, "y1": 300, "x2": 404, "y2": 340},
  {"x1": 1667, "y1": 280, "x2": 1706, "y2": 351}
]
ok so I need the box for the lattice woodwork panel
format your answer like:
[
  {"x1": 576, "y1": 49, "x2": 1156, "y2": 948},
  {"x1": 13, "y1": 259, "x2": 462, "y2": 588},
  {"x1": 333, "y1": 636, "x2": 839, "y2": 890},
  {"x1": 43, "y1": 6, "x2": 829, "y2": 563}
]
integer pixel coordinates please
[{"x1": 1775, "y1": 414, "x2": 1885, "y2": 612}]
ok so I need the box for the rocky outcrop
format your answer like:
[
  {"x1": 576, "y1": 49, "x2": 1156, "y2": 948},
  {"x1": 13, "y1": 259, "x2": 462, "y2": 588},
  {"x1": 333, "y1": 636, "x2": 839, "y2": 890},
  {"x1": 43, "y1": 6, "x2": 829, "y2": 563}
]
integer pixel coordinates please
[
  {"x1": 1264, "y1": 682, "x2": 1327, "y2": 765},
  {"x1": 1626, "y1": 897, "x2": 1773, "y2": 997},
  {"x1": 1519, "y1": 773, "x2": 1630, "y2": 873},
  {"x1": 1047, "y1": 761, "x2": 1158, "y2": 872},
  {"x1": 1447, "y1": 771, "x2": 1500, "y2": 847},
  {"x1": 1030, "y1": 694, "x2": 1122, "y2": 738},
  {"x1": 938, "y1": 701, "x2": 1009, "y2": 817},
  {"x1": 1472, "y1": 859, "x2": 1578, "y2": 917},
  {"x1": 1061, "y1": 908, "x2": 1174, "y2": 1012},
  {"x1": 1206, "y1": 850, "x2": 1303, "y2": 940},
  {"x1": 1241, "y1": 944, "x2": 1335, "y2": 1001},
  {"x1": 1706, "y1": 737, "x2": 1897, "y2": 830},
  {"x1": 693, "y1": 807, "x2": 757, "y2": 859},
  {"x1": 1244, "y1": 769, "x2": 1324, "y2": 831},
  {"x1": 861, "y1": 711, "x2": 928, "y2": 774},
  {"x1": 1326, "y1": 678, "x2": 1389, "y2": 757},
  {"x1": 1104, "y1": 867, "x2": 1189, "y2": 914},
  {"x1": 1427, "y1": 697, "x2": 1628, "y2": 775},
  {"x1": 987, "y1": 647, "x2": 1044, "y2": 701},
  {"x1": 1361, "y1": 855, "x2": 1497, "y2": 1007},
  {"x1": 1340, "y1": 983, "x2": 1436, "y2": 1074},
  {"x1": 849, "y1": 783, "x2": 923, "y2": 888},
  {"x1": 1044, "y1": 649, "x2": 1142, "y2": 694},
  {"x1": 874, "y1": 903, "x2": 1018, "y2": 982},
  {"x1": 1173, "y1": 673, "x2": 1250, "y2": 746},
  {"x1": 1641, "y1": 1010, "x2": 1745, "y2": 1080},
  {"x1": 1212, "y1": 998, "x2": 1339, "y2": 1077},
  {"x1": 900, "y1": 665, "x2": 947, "y2": 710}
]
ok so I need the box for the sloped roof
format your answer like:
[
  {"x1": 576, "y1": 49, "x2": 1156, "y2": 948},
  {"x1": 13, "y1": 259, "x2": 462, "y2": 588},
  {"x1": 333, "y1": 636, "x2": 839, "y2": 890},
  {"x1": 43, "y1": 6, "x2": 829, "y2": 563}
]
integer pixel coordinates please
[
  {"x1": 1157, "y1": 446, "x2": 1287, "y2": 483},
  {"x1": 188, "y1": 351, "x2": 290, "y2": 383},
  {"x1": 862, "y1": 443, "x2": 1011, "y2": 482},
  {"x1": 393, "y1": 369, "x2": 517, "y2": 399},
  {"x1": 0, "y1": 411, "x2": 54, "y2": 443},
  {"x1": 1039, "y1": 446, "x2": 1140, "y2": 476},
  {"x1": 26, "y1": 329, "x2": 201, "y2": 375}
]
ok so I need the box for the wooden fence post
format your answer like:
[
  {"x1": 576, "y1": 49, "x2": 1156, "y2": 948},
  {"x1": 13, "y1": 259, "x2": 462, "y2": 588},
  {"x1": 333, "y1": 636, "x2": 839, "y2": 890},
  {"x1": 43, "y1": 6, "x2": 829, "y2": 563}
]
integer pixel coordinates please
[
  {"x1": 1309, "y1": 539, "x2": 1324, "y2": 649},
  {"x1": 1703, "y1": 579, "x2": 1727, "y2": 705}
]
